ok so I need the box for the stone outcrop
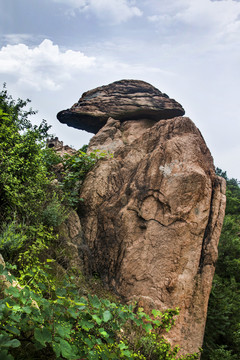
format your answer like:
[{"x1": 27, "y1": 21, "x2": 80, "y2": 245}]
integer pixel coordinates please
[
  {"x1": 58, "y1": 80, "x2": 226, "y2": 355},
  {"x1": 47, "y1": 136, "x2": 76, "y2": 157},
  {"x1": 57, "y1": 79, "x2": 185, "y2": 134},
  {"x1": 58, "y1": 210, "x2": 84, "y2": 270}
]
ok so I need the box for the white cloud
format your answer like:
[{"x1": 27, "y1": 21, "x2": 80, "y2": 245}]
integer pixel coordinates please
[
  {"x1": 0, "y1": 38, "x2": 170, "y2": 93},
  {"x1": 53, "y1": 0, "x2": 142, "y2": 23},
  {"x1": 148, "y1": 0, "x2": 240, "y2": 47},
  {"x1": 175, "y1": 0, "x2": 240, "y2": 28},
  {"x1": 0, "y1": 39, "x2": 95, "y2": 91}
]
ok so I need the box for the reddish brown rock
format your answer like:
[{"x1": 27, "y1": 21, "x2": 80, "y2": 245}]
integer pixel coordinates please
[
  {"x1": 57, "y1": 80, "x2": 185, "y2": 134},
  {"x1": 79, "y1": 115, "x2": 226, "y2": 354}
]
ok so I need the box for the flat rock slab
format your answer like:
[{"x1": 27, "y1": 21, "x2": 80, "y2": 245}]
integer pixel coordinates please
[{"x1": 57, "y1": 79, "x2": 185, "y2": 134}]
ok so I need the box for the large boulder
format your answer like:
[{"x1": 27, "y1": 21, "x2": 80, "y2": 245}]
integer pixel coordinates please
[
  {"x1": 57, "y1": 79, "x2": 185, "y2": 134},
  {"x1": 57, "y1": 80, "x2": 226, "y2": 354},
  {"x1": 79, "y1": 117, "x2": 226, "y2": 355}
]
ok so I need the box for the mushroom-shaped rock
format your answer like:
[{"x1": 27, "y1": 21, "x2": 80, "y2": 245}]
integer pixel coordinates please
[{"x1": 57, "y1": 79, "x2": 185, "y2": 134}]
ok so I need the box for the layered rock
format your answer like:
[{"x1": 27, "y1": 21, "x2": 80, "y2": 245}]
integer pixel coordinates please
[
  {"x1": 58, "y1": 81, "x2": 226, "y2": 355},
  {"x1": 79, "y1": 116, "x2": 226, "y2": 354},
  {"x1": 57, "y1": 79, "x2": 185, "y2": 134}
]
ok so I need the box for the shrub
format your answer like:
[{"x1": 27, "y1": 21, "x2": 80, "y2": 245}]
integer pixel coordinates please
[
  {"x1": 0, "y1": 263, "x2": 199, "y2": 360},
  {"x1": 41, "y1": 194, "x2": 68, "y2": 228},
  {"x1": 0, "y1": 109, "x2": 51, "y2": 224},
  {"x1": 61, "y1": 150, "x2": 110, "y2": 207},
  {"x1": 0, "y1": 221, "x2": 26, "y2": 262}
]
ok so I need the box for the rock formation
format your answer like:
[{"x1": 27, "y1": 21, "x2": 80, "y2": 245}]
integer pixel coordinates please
[
  {"x1": 57, "y1": 80, "x2": 226, "y2": 355},
  {"x1": 47, "y1": 136, "x2": 76, "y2": 157},
  {"x1": 57, "y1": 79, "x2": 185, "y2": 134}
]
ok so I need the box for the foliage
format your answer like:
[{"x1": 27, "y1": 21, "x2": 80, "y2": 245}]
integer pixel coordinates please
[
  {"x1": 202, "y1": 169, "x2": 240, "y2": 359},
  {"x1": 61, "y1": 150, "x2": 110, "y2": 207},
  {"x1": 41, "y1": 193, "x2": 68, "y2": 228},
  {"x1": 17, "y1": 224, "x2": 57, "y2": 295},
  {"x1": 41, "y1": 147, "x2": 62, "y2": 174},
  {"x1": 207, "y1": 346, "x2": 238, "y2": 360},
  {"x1": 0, "y1": 88, "x2": 51, "y2": 223},
  {"x1": 0, "y1": 86, "x2": 199, "y2": 360},
  {"x1": 0, "y1": 263, "x2": 199, "y2": 360},
  {"x1": 216, "y1": 168, "x2": 240, "y2": 215},
  {"x1": 0, "y1": 83, "x2": 49, "y2": 135},
  {"x1": 0, "y1": 221, "x2": 26, "y2": 262}
]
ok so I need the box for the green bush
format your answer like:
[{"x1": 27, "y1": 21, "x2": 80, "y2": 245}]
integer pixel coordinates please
[
  {"x1": 208, "y1": 346, "x2": 238, "y2": 360},
  {"x1": 0, "y1": 108, "x2": 51, "y2": 224},
  {"x1": 41, "y1": 194, "x2": 68, "y2": 228},
  {"x1": 202, "y1": 169, "x2": 240, "y2": 359},
  {"x1": 0, "y1": 263, "x2": 199, "y2": 360},
  {"x1": 61, "y1": 149, "x2": 110, "y2": 207},
  {"x1": 17, "y1": 224, "x2": 57, "y2": 295},
  {"x1": 0, "y1": 221, "x2": 26, "y2": 262}
]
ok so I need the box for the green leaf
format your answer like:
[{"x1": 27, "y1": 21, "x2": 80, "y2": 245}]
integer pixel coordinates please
[
  {"x1": 22, "y1": 305, "x2": 32, "y2": 314},
  {"x1": 67, "y1": 307, "x2": 78, "y2": 319},
  {"x1": 7, "y1": 339, "x2": 20, "y2": 348},
  {"x1": 79, "y1": 320, "x2": 94, "y2": 331},
  {"x1": 0, "y1": 335, "x2": 20, "y2": 349},
  {"x1": 9, "y1": 312, "x2": 21, "y2": 322},
  {"x1": 52, "y1": 340, "x2": 61, "y2": 357},
  {"x1": 34, "y1": 327, "x2": 52, "y2": 346},
  {"x1": 55, "y1": 288, "x2": 67, "y2": 297},
  {"x1": 118, "y1": 342, "x2": 128, "y2": 350},
  {"x1": 122, "y1": 350, "x2": 132, "y2": 357},
  {"x1": 55, "y1": 323, "x2": 72, "y2": 339},
  {"x1": 152, "y1": 308, "x2": 161, "y2": 317},
  {"x1": 59, "y1": 338, "x2": 77, "y2": 359},
  {"x1": 0, "y1": 350, "x2": 14, "y2": 360},
  {"x1": 103, "y1": 310, "x2": 112, "y2": 323},
  {"x1": 92, "y1": 314, "x2": 102, "y2": 325},
  {"x1": 99, "y1": 328, "x2": 109, "y2": 338},
  {"x1": 133, "y1": 318, "x2": 142, "y2": 326},
  {"x1": 88, "y1": 294, "x2": 101, "y2": 309},
  {"x1": 84, "y1": 337, "x2": 94, "y2": 348},
  {"x1": 4, "y1": 325, "x2": 20, "y2": 336},
  {"x1": 5, "y1": 287, "x2": 20, "y2": 298},
  {"x1": 5, "y1": 302, "x2": 13, "y2": 309},
  {"x1": 143, "y1": 323, "x2": 153, "y2": 332}
]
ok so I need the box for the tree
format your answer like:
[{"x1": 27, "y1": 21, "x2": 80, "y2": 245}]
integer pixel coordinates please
[
  {"x1": 0, "y1": 85, "x2": 51, "y2": 223},
  {"x1": 202, "y1": 169, "x2": 240, "y2": 359}
]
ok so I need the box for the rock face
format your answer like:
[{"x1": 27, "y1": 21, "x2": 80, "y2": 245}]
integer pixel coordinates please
[
  {"x1": 58, "y1": 81, "x2": 226, "y2": 355},
  {"x1": 57, "y1": 79, "x2": 185, "y2": 134}
]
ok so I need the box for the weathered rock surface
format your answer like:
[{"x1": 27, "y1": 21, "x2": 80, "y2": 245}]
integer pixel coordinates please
[
  {"x1": 58, "y1": 210, "x2": 84, "y2": 270},
  {"x1": 57, "y1": 80, "x2": 185, "y2": 134},
  {"x1": 78, "y1": 115, "x2": 226, "y2": 354}
]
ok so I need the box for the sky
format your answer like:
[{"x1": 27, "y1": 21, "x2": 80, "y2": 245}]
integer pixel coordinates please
[{"x1": 0, "y1": 0, "x2": 240, "y2": 179}]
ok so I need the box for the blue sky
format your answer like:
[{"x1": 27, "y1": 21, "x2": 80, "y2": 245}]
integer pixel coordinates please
[{"x1": 0, "y1": 0, "x2": 240, "y2": 179}]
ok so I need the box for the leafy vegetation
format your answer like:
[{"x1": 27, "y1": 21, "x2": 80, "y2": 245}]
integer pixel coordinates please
[
  {"x1": 0, "y1": 262, "x2": 200, "y2": 360},
  {"x1": 0, "y1": 86, "x2": 199, "y2": 359},
  {"x1": 202, "y1": 169, "x2": 240, "y2": 359},
  {"x1": 60, "y1": 149, "x2": 110, "y2": 207},
  {"x1": 0, "y1": 87, "x2": 50, "y2": 224}
]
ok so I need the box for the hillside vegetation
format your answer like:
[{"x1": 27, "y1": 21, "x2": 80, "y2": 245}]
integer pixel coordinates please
[
  {"x1": 1, "y1": 86, "x2": 239, "y2": 359},
  {"x1": 202, "y1": 169, "x2": 240, "y2": 359},
  {"x1": 0, "y1": 87, "x2": 199, "y2": 359}
]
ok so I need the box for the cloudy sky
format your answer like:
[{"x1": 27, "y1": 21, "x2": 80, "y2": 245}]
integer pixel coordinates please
[{"x1": 0, "y1": 0, "x2": 240, "y2": 179}]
